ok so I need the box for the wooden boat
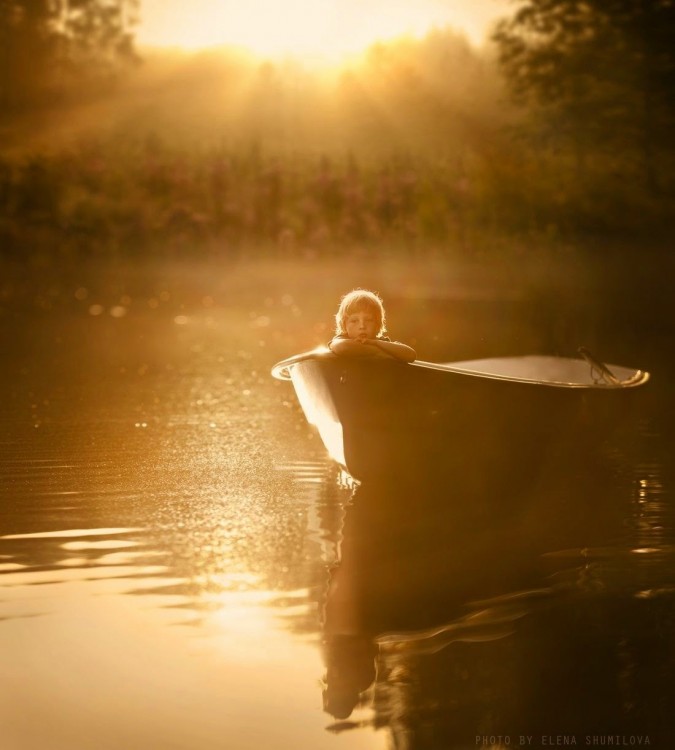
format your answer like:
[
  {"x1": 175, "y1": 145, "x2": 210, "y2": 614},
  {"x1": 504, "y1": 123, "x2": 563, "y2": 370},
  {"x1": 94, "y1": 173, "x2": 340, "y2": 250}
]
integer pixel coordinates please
[{"x1": 271, "y1": 348, "x2": 650, "y2": 484}]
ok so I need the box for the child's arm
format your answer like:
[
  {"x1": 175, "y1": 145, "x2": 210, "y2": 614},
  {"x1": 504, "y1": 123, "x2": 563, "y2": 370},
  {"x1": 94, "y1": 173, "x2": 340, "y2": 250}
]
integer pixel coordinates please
[
  {"x1": 366, "y1": 339, "x2": 416, "y2": 362},
  {"x1": 329, "y1": 337, "x2": 416, "y2": 362},
  {"x1": 329, "y1": 338, "x2": 387, "y2": 358}
]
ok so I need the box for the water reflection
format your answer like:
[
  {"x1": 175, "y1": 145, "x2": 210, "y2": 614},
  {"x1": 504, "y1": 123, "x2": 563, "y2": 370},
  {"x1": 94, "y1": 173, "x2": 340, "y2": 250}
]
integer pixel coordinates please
[
  {"x1": 1, "y1": 295, "x2": 674, "y2": 749},
  {"x1": 0, "y1": 454, "x2": 383, "y2": 750},
  {"x1": 320, "y1": 457, "x2": 675, "y2": 747},
  {"x1": 0, "y1": 303, "x2": 387, "y2": 748}
]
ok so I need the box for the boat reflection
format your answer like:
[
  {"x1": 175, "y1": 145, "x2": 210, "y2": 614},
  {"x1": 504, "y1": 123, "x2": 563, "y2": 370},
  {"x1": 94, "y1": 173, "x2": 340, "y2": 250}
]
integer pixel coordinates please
[
  {"x1": 321, "y1": 476, "x2": 544, "y2": 721},
  {"x1": 320, "y1": 471, "x2": 675, "y2": 746}
]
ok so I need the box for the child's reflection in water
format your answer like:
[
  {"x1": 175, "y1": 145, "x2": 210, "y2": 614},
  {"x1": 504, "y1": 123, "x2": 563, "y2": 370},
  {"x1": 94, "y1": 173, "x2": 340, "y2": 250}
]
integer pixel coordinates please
[{"x1": 320, "y1": 478, "x2": 544, "y2": 722}]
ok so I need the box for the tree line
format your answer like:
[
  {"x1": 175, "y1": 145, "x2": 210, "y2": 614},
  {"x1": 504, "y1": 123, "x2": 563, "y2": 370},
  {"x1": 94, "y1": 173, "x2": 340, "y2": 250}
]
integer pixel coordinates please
[
  {"x1": 0, "y1": 0, "x2": 673, "y2": 259},
  {"x1": 0, "y1": 0, "x2": 139, "y2": 114},
  {"x1": 493, "y1": 0, "x2": 675, "y2": 195}
]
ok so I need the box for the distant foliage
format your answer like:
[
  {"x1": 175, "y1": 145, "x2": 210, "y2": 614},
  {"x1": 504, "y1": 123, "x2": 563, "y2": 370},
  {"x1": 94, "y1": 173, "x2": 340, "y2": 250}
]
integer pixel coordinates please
[
  {"x1": 0, "y1": 0, "x2": 139, "y2": 113},
  {"x1": 0, "y1": 133, "x2": 671, "y2": 263},
  {"x1": 0, "y1": 141, "x2": 485, "y2": 258},
  {"x1": 0, "y1": 25, "x2": 672, "y2": 262},
  {"x1": 493, "y1": 0, "x2": 675, "y2": 193}
]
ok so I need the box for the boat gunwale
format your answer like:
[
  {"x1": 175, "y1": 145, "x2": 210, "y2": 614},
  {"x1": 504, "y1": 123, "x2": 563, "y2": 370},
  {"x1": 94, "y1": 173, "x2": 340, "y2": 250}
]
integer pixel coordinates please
[
  {"x1": 410, "y1": 359, "x2": 650, "y2": 389},
  {"x1": 271, "y1": 350, "x2": 650, "y2": 390}
]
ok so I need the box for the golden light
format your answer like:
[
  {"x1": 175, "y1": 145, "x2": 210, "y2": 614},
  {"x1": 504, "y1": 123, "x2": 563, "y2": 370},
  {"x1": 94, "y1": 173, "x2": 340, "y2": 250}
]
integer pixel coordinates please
[{"x1": 137, "y1": 0, "x2": 501, "y2": 62}]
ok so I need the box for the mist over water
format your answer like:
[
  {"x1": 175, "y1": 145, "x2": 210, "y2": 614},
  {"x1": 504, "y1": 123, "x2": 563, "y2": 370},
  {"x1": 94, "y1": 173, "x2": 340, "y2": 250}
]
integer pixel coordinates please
[{"x1": 1, "y1": 258, "x2": 673, "y2": 749}]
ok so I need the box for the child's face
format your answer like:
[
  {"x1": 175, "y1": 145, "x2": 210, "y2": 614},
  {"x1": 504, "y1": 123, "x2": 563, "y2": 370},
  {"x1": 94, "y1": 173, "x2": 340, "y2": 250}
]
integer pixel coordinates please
[{"x1": 345, "y1": 307, "x2": 379, "y2": 340}]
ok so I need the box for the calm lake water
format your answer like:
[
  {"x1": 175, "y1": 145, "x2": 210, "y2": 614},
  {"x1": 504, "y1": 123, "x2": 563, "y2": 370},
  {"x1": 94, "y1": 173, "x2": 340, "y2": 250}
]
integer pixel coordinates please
[{"x1": 1, "y1": 260, "x2": 674, "y2": 750}]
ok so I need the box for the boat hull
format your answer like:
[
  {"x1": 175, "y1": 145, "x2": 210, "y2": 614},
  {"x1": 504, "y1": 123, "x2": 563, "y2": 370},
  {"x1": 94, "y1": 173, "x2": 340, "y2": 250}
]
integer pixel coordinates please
[{"x1": 285, "y1": 353, "x2": 643, "y2": 483}]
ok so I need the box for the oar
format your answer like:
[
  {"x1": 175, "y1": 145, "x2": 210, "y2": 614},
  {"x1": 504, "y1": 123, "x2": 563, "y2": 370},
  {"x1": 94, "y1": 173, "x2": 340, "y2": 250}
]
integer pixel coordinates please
[{"x1": 577, "y1": 347, "x2": 620, "y2": 386}]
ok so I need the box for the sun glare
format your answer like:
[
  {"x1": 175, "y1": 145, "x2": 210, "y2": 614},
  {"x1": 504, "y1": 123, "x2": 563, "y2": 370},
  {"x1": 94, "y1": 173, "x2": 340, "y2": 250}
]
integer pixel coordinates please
[{"x1": 138, "y1": 0, "x2": 500, "y2": 63}]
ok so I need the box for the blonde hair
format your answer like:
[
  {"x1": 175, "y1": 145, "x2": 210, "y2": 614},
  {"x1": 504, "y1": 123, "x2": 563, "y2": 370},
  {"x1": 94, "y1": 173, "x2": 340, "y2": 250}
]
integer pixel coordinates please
[{"x1": 334, "y1": 289, "x2": 386, "y2": 337}]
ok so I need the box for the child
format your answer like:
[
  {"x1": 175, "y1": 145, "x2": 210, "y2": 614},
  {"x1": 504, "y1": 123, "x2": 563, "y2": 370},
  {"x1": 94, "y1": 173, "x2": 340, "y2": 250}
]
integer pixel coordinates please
[{"x1": 328, "y1": 289, "x2": 416, "y2": 363}]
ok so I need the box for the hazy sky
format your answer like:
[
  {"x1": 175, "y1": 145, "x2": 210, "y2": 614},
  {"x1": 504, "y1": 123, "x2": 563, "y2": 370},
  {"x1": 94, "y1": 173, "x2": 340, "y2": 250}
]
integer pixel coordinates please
[{"x1": 137, "y1": 0, "x2": 508, "y2": 59}]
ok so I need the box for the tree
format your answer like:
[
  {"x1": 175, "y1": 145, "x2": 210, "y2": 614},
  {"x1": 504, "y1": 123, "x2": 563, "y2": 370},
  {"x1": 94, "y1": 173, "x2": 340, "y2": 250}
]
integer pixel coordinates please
[
  {"x1": 493, "y1": 0, "x2": 675, "y2": 192},
  {"x1": 0, "y1": 0, "x2": 139, "y2": 114}
]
